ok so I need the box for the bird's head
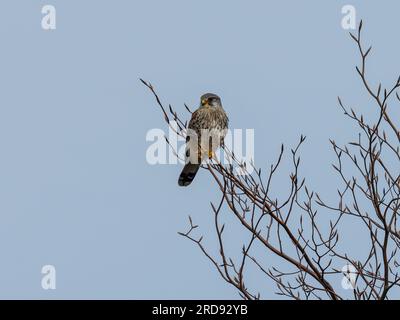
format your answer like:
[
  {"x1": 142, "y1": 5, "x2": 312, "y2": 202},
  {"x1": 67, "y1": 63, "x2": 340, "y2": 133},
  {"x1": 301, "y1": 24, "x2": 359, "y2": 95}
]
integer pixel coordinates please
[{"x1": 200, "y1": 93, "x2": 221, "y2": 108}]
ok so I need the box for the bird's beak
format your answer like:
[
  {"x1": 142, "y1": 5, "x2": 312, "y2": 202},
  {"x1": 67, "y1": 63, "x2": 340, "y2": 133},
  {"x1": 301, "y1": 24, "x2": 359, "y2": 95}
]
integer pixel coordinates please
[{"x1": 201, "y1": 99, "x2": 208, "y2": 106}]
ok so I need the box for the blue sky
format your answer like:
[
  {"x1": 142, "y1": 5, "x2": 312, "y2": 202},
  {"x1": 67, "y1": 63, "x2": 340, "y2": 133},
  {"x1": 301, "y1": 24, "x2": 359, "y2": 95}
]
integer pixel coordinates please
[{"x1": 0, "y1": 1, "x2": 399, "y2": 299}]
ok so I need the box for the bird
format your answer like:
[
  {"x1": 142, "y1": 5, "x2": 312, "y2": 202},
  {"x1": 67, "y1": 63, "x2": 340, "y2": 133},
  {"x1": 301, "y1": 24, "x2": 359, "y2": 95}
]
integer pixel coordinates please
[{"x1": 178, "y1": 93, "x2": 229, "y2": 187}]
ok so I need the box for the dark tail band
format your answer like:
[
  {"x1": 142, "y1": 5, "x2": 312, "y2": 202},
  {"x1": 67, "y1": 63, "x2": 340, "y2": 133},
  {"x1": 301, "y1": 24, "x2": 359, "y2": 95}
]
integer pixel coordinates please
[{"x1": 178, "y1": 163, "x2": 200, "y2": 187}]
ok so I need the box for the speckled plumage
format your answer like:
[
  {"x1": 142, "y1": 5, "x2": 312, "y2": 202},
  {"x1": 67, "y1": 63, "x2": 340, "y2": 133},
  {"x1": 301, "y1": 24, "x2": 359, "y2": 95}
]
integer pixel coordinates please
[{"x1": 178, "y1": 93, "x2": 229, "y2": 186}]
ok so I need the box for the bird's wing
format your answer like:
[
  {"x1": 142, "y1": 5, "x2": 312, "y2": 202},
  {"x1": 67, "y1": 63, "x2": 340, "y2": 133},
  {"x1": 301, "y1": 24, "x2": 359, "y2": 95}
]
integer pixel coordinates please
[
  {"x1": 185, "y1": 108, "x2": 204, "y2": 164},
  {"x1": 188, "y1": 108, "x2": 202, "y2": 131}
]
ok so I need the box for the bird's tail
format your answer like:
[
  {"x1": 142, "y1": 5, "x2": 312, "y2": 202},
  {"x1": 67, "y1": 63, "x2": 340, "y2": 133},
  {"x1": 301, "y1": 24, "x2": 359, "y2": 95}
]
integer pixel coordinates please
[{"x1": 178, "y1": 163, "x2": 200, "y2": 187}]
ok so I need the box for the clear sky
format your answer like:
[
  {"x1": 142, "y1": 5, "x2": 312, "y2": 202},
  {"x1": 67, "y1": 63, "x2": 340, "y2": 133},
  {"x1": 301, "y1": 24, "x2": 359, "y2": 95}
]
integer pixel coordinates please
[{"x1": 0, "y1": 0, "x2": 399, "y2": 299}]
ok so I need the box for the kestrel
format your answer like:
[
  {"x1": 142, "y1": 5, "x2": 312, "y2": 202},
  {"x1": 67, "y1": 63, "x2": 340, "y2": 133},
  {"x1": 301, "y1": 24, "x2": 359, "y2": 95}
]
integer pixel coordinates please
[{"x1": 178, "y1": 93, "x2": 229, "y2": 186}]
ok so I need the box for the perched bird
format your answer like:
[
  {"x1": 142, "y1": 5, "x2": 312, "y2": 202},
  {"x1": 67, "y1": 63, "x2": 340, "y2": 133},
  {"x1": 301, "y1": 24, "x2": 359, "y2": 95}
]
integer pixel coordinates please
[{"x1": 178, "y1": 93, "x2": 229, "y2": 187}]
